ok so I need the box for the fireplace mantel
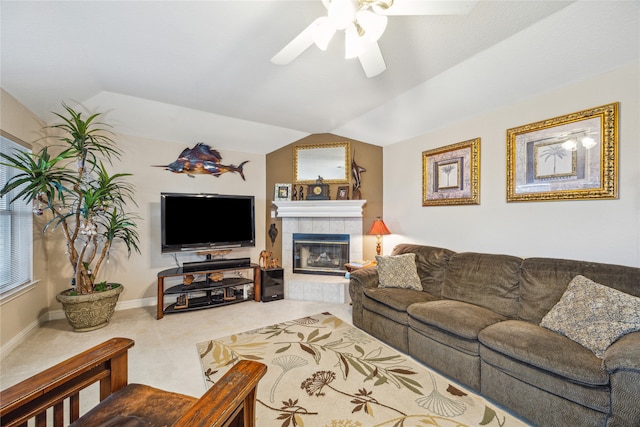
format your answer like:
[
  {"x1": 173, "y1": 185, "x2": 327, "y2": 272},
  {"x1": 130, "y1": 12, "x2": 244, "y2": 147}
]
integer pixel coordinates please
[{"x1": 273, "y1": 200, "x2": 366, "y2": 218}]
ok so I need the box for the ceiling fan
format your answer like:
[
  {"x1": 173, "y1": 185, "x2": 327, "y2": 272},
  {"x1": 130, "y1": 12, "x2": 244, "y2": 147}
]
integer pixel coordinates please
[{"x1": 271, "y1": 0, "x2": 478, "y2": 78}]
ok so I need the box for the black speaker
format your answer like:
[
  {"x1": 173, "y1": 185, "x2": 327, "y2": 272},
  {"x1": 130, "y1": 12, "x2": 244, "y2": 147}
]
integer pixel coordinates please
[{"x1": 260, "y1": 268, "x2": 284, "y2": 302}]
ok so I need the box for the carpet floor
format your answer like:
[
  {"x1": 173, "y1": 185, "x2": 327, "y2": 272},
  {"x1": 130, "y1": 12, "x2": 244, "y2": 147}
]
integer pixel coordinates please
[{"x1": 198, "y1": 312, "x2": 530, "y2": 427}]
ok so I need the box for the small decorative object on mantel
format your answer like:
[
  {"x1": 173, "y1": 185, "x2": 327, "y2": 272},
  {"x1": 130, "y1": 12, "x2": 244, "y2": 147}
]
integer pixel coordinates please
[
  {"x1": 155, "y1": 143, "x2": 249, "y2": 180},
  {"x1": 292, "y1": 185, "x2": 298, "y2": 200},
  {"x1": 306, "y1": 176, "x2": 330, "y2": 200},
  {"x1": 299, "y1": 185, "x2": 304, "y2": 200},
  {"x1": 336, "y1": 186, "x2": 349, "y2": 200},
  {"x1": 351, "y1": 153, "x2": 366, "y2": 200},
  {"x1": 274, "y1": 183, "x2": 292, "y2": 201}
]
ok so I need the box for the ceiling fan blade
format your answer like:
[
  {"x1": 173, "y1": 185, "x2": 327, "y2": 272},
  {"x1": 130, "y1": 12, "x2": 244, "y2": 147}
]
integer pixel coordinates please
[
  {"x1": 375, "y1": 0, "x2": 478, "y2": 16},
  {"x1": 271, "y1": 18, "x2": 324, "y2": 65},
  {"x1": 358, "y1": 41, "x2": 386, "y2": 78}
]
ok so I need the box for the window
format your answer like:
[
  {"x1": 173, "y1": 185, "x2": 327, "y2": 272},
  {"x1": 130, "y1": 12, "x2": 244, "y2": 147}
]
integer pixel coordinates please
[{"x1": 0, "y1": 133, "x2": 33, "y2": 297}]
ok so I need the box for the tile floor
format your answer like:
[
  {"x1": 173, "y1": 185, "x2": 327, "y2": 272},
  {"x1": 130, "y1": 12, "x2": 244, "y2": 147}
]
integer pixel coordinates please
[{"x1": 0, "y1": 299, "x2": 353, "y2": 418}]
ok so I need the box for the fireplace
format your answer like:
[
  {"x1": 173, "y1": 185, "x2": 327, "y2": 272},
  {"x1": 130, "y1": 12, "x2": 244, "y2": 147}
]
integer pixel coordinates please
[
  {"x1": 293, "y1": 233, "x2": 349, "y2": 276},
  {"x1": 272, "y1": 200, "x2": 366, "y2": 303}
]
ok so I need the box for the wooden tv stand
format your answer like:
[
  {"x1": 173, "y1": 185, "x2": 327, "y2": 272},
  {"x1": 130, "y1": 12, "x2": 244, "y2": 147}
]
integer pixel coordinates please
[{"x1": 156, "y1": 263, "x2": 261, "y2": 319}]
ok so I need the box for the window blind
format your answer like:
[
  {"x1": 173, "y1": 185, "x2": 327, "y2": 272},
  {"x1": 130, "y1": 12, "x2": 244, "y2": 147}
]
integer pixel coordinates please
[{"x1": 0, "y1": 135, "x2": 33, "y2": 295}]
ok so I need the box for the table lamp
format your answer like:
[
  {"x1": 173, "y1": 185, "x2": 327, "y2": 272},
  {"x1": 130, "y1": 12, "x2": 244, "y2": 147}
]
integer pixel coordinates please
[{"x1": 367, "y1": 217, "x2": 391, "y2": 256}]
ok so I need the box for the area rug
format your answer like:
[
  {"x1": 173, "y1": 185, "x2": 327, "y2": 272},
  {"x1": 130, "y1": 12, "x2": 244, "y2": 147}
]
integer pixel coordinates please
[{"x1": 197, "y1": 312, "x2": 530, "y2": 427}]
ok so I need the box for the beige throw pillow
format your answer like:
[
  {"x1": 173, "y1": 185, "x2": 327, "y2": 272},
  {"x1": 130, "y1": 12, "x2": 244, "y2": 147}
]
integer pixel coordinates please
[
  {"x1": 540, "y1": 275, "x2": 640, "y2": 358},
  {"x1": 376, "y1": 253, "x2": 422, "y2": 291}
]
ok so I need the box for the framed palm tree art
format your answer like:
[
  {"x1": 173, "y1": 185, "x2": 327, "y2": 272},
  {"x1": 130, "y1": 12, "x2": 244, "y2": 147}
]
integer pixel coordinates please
[
  {"x1": 507, "y1": 102, "x2": 618, "y2": 202},
  {"x1": 422, "y1": 138, "x2": 480, "y2": 206}
]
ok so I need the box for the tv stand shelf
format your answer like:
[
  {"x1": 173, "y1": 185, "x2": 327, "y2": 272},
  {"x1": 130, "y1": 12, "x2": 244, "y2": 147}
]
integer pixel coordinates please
[{"x1": 156, "y1": 263, "x2": 261, "y2": 319}]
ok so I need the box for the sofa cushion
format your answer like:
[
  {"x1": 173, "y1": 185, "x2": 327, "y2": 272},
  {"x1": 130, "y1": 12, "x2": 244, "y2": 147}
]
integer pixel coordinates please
[
  {"x1": 363, "y1": 287, "x2": 437, "y2": 324},
  {"x1": 540, "y1": 275, "x2": 640, "y2": 358},
  {"x1": 480, "y1": 347, "x2": 611, "y2": 414},
  {"x1": 479, "y1": 320, "x2": 609, "y2": 386},
  {"x1": 408, "y1": 300, "x2": 507, "y2": 340},
  {"x1": 518, "y1": 257, "x2": 640, "y2": 324},
  {"x1": 441, "y1": 252, "x2": 521, "y2": 318},
  {"x1": 376, "y1": 253, "x2": 422, "y2": 290},
  {"x1": 391, "y1": 244, "x2": 454, "y2": 296}
]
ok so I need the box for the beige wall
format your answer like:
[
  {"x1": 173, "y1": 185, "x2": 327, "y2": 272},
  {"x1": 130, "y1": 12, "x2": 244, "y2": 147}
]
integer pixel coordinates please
[
  {"x1": 265, "y1": 134, "x2": 383, "y2": 262},
  {"x1": 383, "y1": 62, "x2": 640, "y2": 267},
  {"x1": 0, "y1": 89, "x2": 50, "y2": 350},
  {"x1": 1, "y1": 92, "x2": 266, "y2": 349}
]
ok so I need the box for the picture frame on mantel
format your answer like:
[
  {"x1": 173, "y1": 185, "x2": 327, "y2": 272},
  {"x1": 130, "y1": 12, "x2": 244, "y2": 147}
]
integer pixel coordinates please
[
  {"x1": 274, "y1": 183, "x2": 292, "y2": 201},
  {"x1": 336, "y1": 186, "x2": 349, "y2": 200},
  {"x1": 506, "y1": 102, "x2": 618, "y2": 202},
  {"x1": 422, "y1": 138, "x2": 480, "y2": 206}
]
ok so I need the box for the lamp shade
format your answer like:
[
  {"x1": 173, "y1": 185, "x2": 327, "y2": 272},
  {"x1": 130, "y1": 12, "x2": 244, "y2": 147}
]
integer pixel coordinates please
[{"x1": 367, "y1": 217, "x2": 391, "y2": 236}]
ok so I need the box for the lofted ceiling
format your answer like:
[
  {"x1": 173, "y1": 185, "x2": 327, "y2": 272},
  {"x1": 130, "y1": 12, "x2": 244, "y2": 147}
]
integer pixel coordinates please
[{"x1": 1, "y1": 1, "x2": 638, "y2": 154}]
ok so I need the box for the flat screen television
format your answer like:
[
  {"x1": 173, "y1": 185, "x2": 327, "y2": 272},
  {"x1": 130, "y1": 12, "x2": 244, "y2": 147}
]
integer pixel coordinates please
[{"x1": 161, "y1": 192, "x2": 255, "y2": 253}]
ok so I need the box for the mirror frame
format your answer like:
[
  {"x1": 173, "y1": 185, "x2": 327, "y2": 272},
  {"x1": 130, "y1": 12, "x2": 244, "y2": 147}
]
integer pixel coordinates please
[{"x1": 293, "y1": 142, "x2": 351, "y2": 184}]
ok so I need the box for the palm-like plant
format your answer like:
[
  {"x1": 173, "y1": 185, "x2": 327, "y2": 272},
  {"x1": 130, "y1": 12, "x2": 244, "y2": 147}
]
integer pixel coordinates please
[{"x1": 0, "y1": 103, "x2": 140, "y2": 294}]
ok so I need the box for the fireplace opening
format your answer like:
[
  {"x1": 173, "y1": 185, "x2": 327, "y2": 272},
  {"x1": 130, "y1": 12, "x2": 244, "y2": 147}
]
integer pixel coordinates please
[{"x1": 293, "y1": 233, "x2": 349, "y2": 276}]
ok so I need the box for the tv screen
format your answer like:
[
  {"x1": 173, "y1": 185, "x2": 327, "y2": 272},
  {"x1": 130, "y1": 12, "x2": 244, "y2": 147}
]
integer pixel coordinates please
[{"x1": 161, "y1": 193, "x2": 255, "y2": 253}]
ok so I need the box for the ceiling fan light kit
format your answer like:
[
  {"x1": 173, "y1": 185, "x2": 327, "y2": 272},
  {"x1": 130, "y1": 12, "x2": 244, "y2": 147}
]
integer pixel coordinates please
[
  {"x1": 356, "y1": 9, "x2": 388, "y2": 42},
  {"x1": 271, "y1": 0, "x2": 477, "y2": 78}
]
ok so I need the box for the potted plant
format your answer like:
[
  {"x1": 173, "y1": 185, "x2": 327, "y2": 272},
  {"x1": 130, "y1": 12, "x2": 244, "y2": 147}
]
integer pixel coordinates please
[{"x1": 0, "y1": 103, "x2": 140, "y2": 331}]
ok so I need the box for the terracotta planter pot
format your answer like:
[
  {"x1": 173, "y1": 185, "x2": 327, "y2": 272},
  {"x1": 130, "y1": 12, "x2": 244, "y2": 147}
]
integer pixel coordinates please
[{"x1": 56, "y1": 285, "x2": 124, "y2": 332}]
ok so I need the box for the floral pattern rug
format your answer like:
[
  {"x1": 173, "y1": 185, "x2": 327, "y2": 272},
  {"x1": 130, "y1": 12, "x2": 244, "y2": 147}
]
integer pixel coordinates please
[{"x1": 197, "y1": 312, "x2": 530, "y2": 427}]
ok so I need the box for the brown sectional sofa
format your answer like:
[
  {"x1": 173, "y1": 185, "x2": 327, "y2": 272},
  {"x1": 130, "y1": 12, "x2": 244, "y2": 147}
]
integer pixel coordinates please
[{"x1": 348, "y1": 244, "x2": 640, "y2": 427}]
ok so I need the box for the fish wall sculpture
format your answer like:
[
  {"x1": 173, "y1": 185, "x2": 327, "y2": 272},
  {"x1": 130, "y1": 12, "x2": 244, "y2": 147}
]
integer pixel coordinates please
[{"x1": 155, "y1": 143, "x2": 249, "y2": 180}]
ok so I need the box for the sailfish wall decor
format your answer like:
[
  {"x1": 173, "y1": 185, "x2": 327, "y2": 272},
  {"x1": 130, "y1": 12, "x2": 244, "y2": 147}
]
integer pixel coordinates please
[{"x1": 155, "y1": 143, "x2": 249, "y2": 180}]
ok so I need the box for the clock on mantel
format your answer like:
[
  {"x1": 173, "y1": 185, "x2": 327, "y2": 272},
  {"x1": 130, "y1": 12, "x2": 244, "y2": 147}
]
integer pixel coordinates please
[{"x1": 306, "y1": 183, "x2": 330, "y2": 200}]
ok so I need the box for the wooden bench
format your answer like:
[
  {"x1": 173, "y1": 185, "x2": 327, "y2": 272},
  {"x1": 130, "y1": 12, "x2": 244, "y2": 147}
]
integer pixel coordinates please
[{"x1": 0, "y1": 337, "x2": 267, "y2": 427}]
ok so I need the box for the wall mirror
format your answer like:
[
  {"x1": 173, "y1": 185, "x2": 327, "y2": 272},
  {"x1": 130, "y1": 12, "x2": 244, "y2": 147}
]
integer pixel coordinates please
[{"x1": 294, "y1": 142, "x2": 350, "y2": 184}]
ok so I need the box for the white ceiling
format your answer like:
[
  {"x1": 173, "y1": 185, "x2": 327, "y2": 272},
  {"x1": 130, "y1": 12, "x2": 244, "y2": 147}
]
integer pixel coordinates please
[{"x1": 1, "y1": 1, "x2": 638, "y2": 154}]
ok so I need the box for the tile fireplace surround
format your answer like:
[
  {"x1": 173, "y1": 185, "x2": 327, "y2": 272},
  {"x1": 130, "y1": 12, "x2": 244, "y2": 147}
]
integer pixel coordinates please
[{"x1": 272, "y1": 200, "x2": 366, "y2": 304}]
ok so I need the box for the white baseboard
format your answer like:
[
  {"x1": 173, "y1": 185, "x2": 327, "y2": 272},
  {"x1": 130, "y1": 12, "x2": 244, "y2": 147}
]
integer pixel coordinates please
[
  {"x1": 2, "y1": 297, "x2": 159, "y2": 356},
  {"x1": 0, "y1": 314, "x2": 48, "y2": 360}
]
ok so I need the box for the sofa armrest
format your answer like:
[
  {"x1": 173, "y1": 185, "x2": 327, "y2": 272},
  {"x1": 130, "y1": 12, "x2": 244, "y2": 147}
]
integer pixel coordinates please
[
  {"x1": 603, "y1": 331, "x2": 640, "y2": 372},
  {"x1": 350, "y1": 266, "x2": 380, "y2": 289},
  {"x1": 603, "y1": 331, "x2": 640, "y2": 426},
  {"x1": 348, "y1": 267, "x2": 379, "y2": 328}
]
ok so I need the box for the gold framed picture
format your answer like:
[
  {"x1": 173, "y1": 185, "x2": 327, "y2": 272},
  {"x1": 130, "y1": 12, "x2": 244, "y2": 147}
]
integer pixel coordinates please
[
  {"x1": 422, "y1": 138, "x2": 480, "y2": 206},
  {"x1": 506, "y1": 102, "x2": 618, "y2": 202}
]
